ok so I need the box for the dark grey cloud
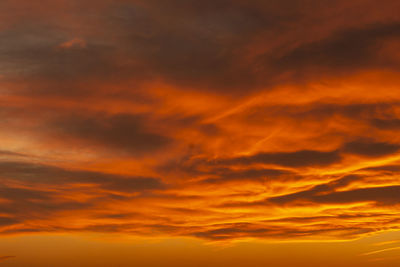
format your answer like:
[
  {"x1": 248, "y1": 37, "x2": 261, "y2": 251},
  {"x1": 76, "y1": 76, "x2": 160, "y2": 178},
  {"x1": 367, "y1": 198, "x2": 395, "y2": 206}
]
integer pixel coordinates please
[
  {"x1": 241, "y1": 102, "x2": 399, "y2": 127},
  {"x1": 4, "y1": 0, "x2": 399, "y2": 98},
  {"x1": 217, "y1": 149, "x2": 341, "y2": 168},
  {"x1": 371, "y1": 118, "x2": 400, "y2": 130},
  {"x1": 0, "y1": 216, "x2": 20, "y2": 227},
  {"x1": 0, "y1": 150, "x2": 26, "y2": 157},
  {"x1": 126, "y1": 1, "x2": 400, "y2": 92},
  {"x1": 0, "y1": 160, "x2": 166, "y2": 193},
  {"x1": 191, "y1": 221, "x2": 376, "y2": 240},
  {"x1": 267, "y1": 175, "x2": 400, "y2": 206},
  {"x1": 0, "y1": 186, "x2": 52, "y2": 202},
  {"x1": 263, "y1": 212, "x2": 396, "y2": 223},
  {"x1": 268, "y1": 22, "x2": 400, "y2": 80},
  {"x1": 360, "y1": 164, "x2": 400, "y2": 173},
  {"x1": 0, "y1": 25, "x2": 116, "y2": 81},
  {"x1": 0, "y1": 184, "x2": 91, "y2": 228},
  {"x1": 266, "y1": 175, "x2": 359, "y2": 205},
  {"x1": 50, "y1": 113, "x2": 172, "y2": 155},
  {"x1": 0, "y1": 160, "x2": 166, "y2": 230},
  {"x1": 312, "y1": 185, "x2": 400, "y2": 205},
  {"x1": 205, "y1": 139, "x2": 400, "y2": 174},
  {"x1": 104, "y1": 0, "x2": 299, "y2": 93},
  {"x1": 219, "y1": 174, "x2": 400, "y2": 208},
  {"x1": 201, "y1": 168, "x2": 293, "y2": 184},
  {"x1": 290, "y1": 103, "x2": 396, "y2": 121},
  {"x1": 342, "y1": 139, "x2": 400, "y2": 157}
]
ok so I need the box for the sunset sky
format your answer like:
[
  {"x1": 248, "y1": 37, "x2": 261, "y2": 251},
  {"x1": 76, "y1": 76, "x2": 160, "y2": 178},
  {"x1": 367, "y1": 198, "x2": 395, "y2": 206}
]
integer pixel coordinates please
[{"x1": 1, "y1": 0, "x2": 400, "y2": 266}]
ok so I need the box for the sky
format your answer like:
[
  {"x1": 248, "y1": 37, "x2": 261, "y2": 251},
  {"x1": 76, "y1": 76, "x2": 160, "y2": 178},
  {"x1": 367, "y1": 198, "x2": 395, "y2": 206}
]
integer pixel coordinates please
[{"x1": 1, "y1": 0, "x2": 400, "y2": 266}]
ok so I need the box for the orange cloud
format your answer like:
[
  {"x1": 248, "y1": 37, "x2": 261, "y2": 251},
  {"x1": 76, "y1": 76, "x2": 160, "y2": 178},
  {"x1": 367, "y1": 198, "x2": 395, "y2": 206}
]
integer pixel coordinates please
[
  {"x1": 58, "y1": 38, "x2": 87, "y2": 49},
  {"x1": 0, "y1": 0, "x2": 400, "y2": 251},
  {"x1": 0, "y1": 256, "x2": 15, "y2": 262}
]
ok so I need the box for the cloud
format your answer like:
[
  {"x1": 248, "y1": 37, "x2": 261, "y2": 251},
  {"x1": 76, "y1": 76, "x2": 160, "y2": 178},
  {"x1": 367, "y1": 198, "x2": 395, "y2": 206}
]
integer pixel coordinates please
[
  {"x1": 0, "y1": 184, "x2": 92, "y2": 231},
  {"x1": 0, "y1": 25, "x2": 116, "y2": 82},
  {"x1": 342, "y1": 139, "x2": 400, "y2": 157},
  {"x1": 50, "y1": 113, "x2": 172, "y2": 155},
  {"x1": 311, "y1": 186, "x2": 400, "y2": 205},
  {"x1": 267, "y1": 176, "x2": 400, "y2": 206},
  {"x1": 0, "y1": 160, "x2": 166, "y2": 192},
  {"x1": 0, "y1": 256, "x2": 15, "y2": 262},
  {"x1": 1, "y1": 0, "x2": 400, "y2": 242},
  {"x1": 0, "y1": 216, "x2": 20, "y2": 227},
  {"x1": 191, "y1": 221, "x2": 377, "y2": 241},
  {"x1": 58, "y1": 38, "x2": 87, "y2": 49},
  {"x1": 0, "y1": 160, "x2": 167, "y2": 232},
  {"x1": 269, "y1": 22, "x2": 400, "y2": 78},
  {"x1": 371, "y1": 118, "x2": 400, "y2": 130},
  {"x1": 0, "y1": 150, "x2": 26, "y2": 157},
  {"x1": 201, "y1": 168, "x2": 293, "y2": 184},
  {"x1": 217, "y1": 150, "x2": 341, "y2": 168},
  {"x1": 3, "y1": 0, "x2": 400, "y2": 97}
]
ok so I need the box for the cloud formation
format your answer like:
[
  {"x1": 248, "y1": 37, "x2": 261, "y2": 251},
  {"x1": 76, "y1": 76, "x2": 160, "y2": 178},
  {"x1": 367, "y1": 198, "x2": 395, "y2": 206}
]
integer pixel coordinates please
[{"x1": 0, "y1": 0, "x2": 400, "y2": 242}]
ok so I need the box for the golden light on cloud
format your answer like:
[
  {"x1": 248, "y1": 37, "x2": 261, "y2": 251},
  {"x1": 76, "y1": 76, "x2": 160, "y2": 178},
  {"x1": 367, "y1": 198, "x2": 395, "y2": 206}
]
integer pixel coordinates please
[{"x1": 1, "y1": 0, "x2": 400, "y2": 266}]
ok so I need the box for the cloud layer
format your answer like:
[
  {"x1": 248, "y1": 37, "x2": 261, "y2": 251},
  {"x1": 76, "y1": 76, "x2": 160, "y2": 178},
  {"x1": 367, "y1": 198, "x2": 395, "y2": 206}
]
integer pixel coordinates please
[{"x1": 0, "y1": 0, "x2": 400, "y2": 241}]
